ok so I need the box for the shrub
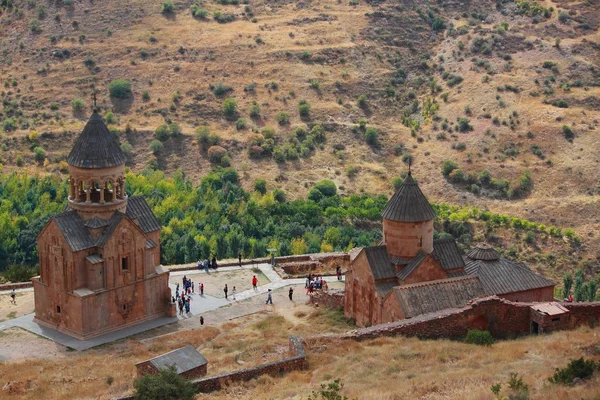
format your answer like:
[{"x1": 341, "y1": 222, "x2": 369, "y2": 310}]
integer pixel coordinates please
[
  {"x1": 142, "y1": 91, "x2": 150, "y2": 101},
  {"x1": 275, "y1": 112, "x2": 290, "y2": 125},
  {"x1": 465, "y1": 329, "x2": 494, "y2": 346},
  {"x1": 71, "y1": 98, "x2": 85, "y2": 112},
  {"x1": 431, "y1": 17, "x2": 445, "y2": 31},
  {"x1": 273, "y1": 189, "x2": 286, "y2": 202},
  {"x1": 155, "y1": 125, "x2": 170, "y2": 141},
  {"x1": 108, "y1": 79, "x2": 132, "y2": 98},
  {"x1": 391, "y1": 177, "x2": 404, "y2": 190},
  {"x1": 558, "y1": 11, "x2": 569, "y2": 23},
  {"x1": 562, "y1": 125, "x2": 574, "y2": 140},
  {"x1": 310, "y1": 79, "x2": 320, "y2": 90},
  {"x1": 213, "y1": 11, "x2": 235, "y2": 23},
  {"x1": 249, "y1": 101, "x2": 261, "y2": 118},
  {"x1": 357, "y1": 94, "x2": 367, "y2": 107},
  {"x1": 313, "y1": 180, "x2": 337, "y2": 197},
  {"x1": 168, "y1": 123, "x2": 181, "y2": 137},
  {"x1": 161, "y1": 1, "x2": 175, "y2": 14},
  {"x1": 222, "y1": 98, "x2": 237, "y2": 118},
  {"x1": 33, "y1": 146, "x2": 46, "y2": 162},
  {"x1": 133, "y1": 365, "x2": 195, "y2": 400},
  {"x1": 191, "y1": 4, "x2": 208, "y2": 19},
  {"x1": 549, "y1": 358, "x2": 598, "y2": 385},
  {"x1": 236, "y1": 118, "x2": 247, "y2": 130},
  {"x1": 105, "y1": 112, "x2": 116, "y2": 124},
  {"x1": 1, "y1": 264, "x2": 38, "y2": 283},
  {"x1": 457, "y1": 117, "x2": 473, "y2": 132},
  {"x1": 441, "y1": 160, "x2": 458, "y2": 176},
  {"x1": 149, "y1": 140, "x2": 163, "y2": 155},
  {"x1": 365, "y1": 127, "x2": 378, "y2": 145},
  {"x1": 524, "y1": 231, "x2": 535, "y2": 243},
  {"x1": 402, "y1": 152, "x2": 413, "y2": 165},
  {"x1": 3, "y1": 118, "x2": 18, "y2": 132},
  {"x1": 30, "y1": 20, "x2": 41, "y2": 33},
  {"x1": 254, "y1": 178, "x2": 267, "y2": 194},
  {"x1": 212, "y1": 82, "x2": 232, "y2": 96},
  {"x1": 207, "y1": 145, "x2": 227, "y2": 163},
  {"x1": 552, "y1": 99, "x2": 569, "y2": 108},
  {"x1": 120, "y1": 142, "x2": 133, "y2": 156},
  {"x1": 298, "y1": 101, "x2": 310, "y2": 117}
]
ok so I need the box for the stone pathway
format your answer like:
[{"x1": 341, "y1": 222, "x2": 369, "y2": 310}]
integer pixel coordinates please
[{"x1": 0, "y1": 263, "x2": 342, "y2": 350}]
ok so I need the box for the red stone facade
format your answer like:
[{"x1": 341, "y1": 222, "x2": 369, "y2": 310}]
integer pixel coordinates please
[{"x1": 383, "y1": 219, "x2": 433, "y2": 258}]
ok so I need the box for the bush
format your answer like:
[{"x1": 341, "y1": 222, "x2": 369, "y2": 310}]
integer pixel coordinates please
[
  {"x1": 223, "y1": 98, "x2": 237, "y2": 118},
  {"x1": 155, "y1": 125, "x2": 170, "y2": 141},
  {"x1": 105, "y1": 112, "x2": 116, "y2": 124},
  {"x1": 254, "y1": 178, "x2": 267, "y2": 194},
  {"x1": 133, "y1": 365, "x2": 195, "y2": 400},
  {"x1": 30, "y1": 20, "x2": 42, "y2": 33},
  {"x1": 150, "y1": 140, "x2": 163, "y2": 155},
  {"x1": 401, "y1": 153, "x2": 413, "y2": 165},
  {"x1": 191, "y1": 4, "x2": 208, "y2": 19},
  {"x1": 275, "y1": 112, "x2": 290, "y2": 125},
  {"x1": 549, "y1": 358, "x2": 598, "y2": 385},
  {"x1": 3, "y1": 118, "x2": 18, "y2": 132},
  {"x1": 365, "y1": 127, "x2": 378, "y2": 145},
  {"x1": 249, "y1": 101, "x2": 261, "y2": 118},
  {"x1": 161, "y1": 1, "x2": 175, "y2": 14},
  {"x1": 562, "y1": 125, "x2": 574, "y2": 140},
  {"x1": 142, "y1": 91, "x2": 150, "y2": 101},
  {"x1": 213, "y1": 11, "x2": 235, "y2": 23},
  {"x1": 465, "y1": 329, "x2": 494, "y2": 346},
  {"x1": 309, "y1": 180, "x2": 337, "y2": 201},
  {"x1": 441, "y1": 160, "x2": 458, "y2": 176},
  {"x1": 357, "y1": 94, "x2": 367, "y2": 107},
  {"x1": 168, "y1": 123, "x2": 181, "y2": 137},
  {"x1": 457, "y1": 117, "x2": 473, "y2": 132},
  {"x1": 391, "y1": 177, "x2": 404, "y2": 190},
  {"x1": 236, "y1": 118, "x2": 247, "y2": 130},
  {"x1": 212, "y1": 82, "x2": 232, "y2": 96},
  {"x1": 108, "y1": 79, "x2": 132, "y2": 98},
  {"x1": 552, "y1": 99, "x2": 569, "y2": 108},
  {"x1": 298, "y1": 101, "x2": 310, "y2": 117},
  {"x1": 1, "y1": 264, "x2": 38, "y2": 283},
  {"x1": 33, "y1": 146, "x2": 46, "y2": 162},
  {"x1": 207, "y1": 145, "x2": 227, "y2": 163},
  {"x1": 71, "y1": 98, "x2": 85, "y2": 112},
  {"x1": 558, "y1": 11, "x2": 569, "y2": 23},
  {"x1": 120, "y1": 142, "x2": 133, "y2": 156}
]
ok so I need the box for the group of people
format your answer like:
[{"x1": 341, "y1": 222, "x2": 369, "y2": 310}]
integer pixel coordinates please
[
  {"x1": 305, "y1": 273, "x2": 328, "y2": 294},
  {"x1": 173, "y1": 276, "x2": 206, "y2": 316},
  {"x1": 197, "y1": 256, "x2": 218, "y2": 273}
]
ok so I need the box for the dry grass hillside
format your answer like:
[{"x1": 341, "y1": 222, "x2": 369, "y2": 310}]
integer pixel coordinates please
[{"x1": 0, "y1": 0, "x2": 599, "y2": 259}]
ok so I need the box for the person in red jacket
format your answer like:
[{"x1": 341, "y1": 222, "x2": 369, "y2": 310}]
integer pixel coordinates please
[{"x1": 252, "y1": 275, "x2": 258, "y2": 291}]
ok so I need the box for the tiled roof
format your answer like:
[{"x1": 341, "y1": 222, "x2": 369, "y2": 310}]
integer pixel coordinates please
[
  {"x1": 84, "y1": 216, "x2": 110, "y2": 229},
  {"x1": 145, "y1": 239, "x2": 157, "y2": 249},
  {"x1": 432, "y1": 238, "x2": 465, "y2": 270},
  {"x1": 126, "y1": 196, "x2": 161, "y2": 233},
  {"x1": 86, "y1": 254, "x2": 103, "y2": 264},
  {"x1": 95, "y1": 212, "x2": 125, "y2": 248},
  {"x1": 393, "y1": 276, "x2": 485, "y2": 318},
  {"x1": 467, "y1": 246, "x2": 500, "y2": 261},
  {"x1": 530, "y1": 302, "x2": 569, "y2": 316},
  {"x1": 464, "y1": 257, "x2": 554, "y2": 296},
  {"x1": 397, "y1": 250, "x2": 427, "y2": 280},
  {"x1": 381, "y1": 173, "x2": 436, "y2": 223},
  {"x1": 375, "y1": 280, "x2": 398, "y2": 297},
  {"x1": 362, "y1": 246, "x2": 396, "y2": 280},
  {"x1": 66, "y1": 111, "x2": 127, "y2": 169},
  {"x1": 390, "y1": 255, "x2": 411, "y2": 266},
  {"x1": 147, "y1": 345, "x2": 207, "y2": 374},
  {"x1": 53, "y1": 211, "x2": 95, "y2": 252}
]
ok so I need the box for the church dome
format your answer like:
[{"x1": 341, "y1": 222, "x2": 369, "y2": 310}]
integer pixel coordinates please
[
  {"x1": 66, "y1": 111, "x2": 127, "y2": 169},
  {"x1": 381, "y1": 173, "x2": 437, "y2": 223},
  {"x1": 467, "y1": 246, "x2": 500, "y2": 261}
]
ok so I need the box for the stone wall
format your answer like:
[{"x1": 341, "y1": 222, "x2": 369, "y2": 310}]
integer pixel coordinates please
[
  {"x1": 562, "y1": 302, "x2": 600, "y2": 328},
  {"x1": 0, "y1": 281, "x2": 33, "y2": 291},
  {"x1": 309, "y1": 289, "x2": 345, "y2": 310}
]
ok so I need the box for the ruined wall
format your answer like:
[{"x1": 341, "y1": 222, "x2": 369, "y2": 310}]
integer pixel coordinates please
[
  {"x1": 135, "y1": 362, "x2": 208, "y2": 380},
  {"x1": 499, "y1": 286, "x2": 555, "y2": 302},
  {"x1": 309, "y1": 289, "x2": 345, "y2": 310},
  {"x1": 563, "y1": 302, "x2": 600, "y2": 328}
]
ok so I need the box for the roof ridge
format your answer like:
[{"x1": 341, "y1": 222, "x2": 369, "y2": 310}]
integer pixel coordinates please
[{"x1": 397, "y1": 275, "x2": 479, "y2": 290}]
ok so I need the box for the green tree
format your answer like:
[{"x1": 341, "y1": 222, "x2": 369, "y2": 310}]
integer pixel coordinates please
[
  {"x1": 290, "y1": 238, "x2": 308, "y2": 255},
  {"x1": 441, "y1": 160, "x2": 458, "y2": 176},
  {"x1": 161, "y1": 1, "x2": 175, "y2": 14},
  {"x1": 71, "y1": 98, "x2": 85, "y2": 112},
  {"x1": 133, "y1": 365, "x2": 195, "y2": 400},
  {"x1": 108, "y1": 79, "x2": 132, "y2": 98},
  {"x1": 365, "y1": 127, "x2": 378, "y2": 145},
  {"x1": 33, "y1": 146, "x2": 46, "y2": 162},
  {"x1": 254, "y1": 178, "x2": 267, "y2": 195},
  {"x1": 222, "y1": 98, "x2": 237, "y2": 118},
  {"x1": 155, "y1": 125, "x2": 170, "y2": 141},
  {"x1": 588, "y1": 279, "x2": 597, "y2": 302},
  {"x1": 150, "y1": 140, "x2": 163, "y2": 155},
  {"x1": 563, "y1": 273, "x2": 573, "y2": 298}
]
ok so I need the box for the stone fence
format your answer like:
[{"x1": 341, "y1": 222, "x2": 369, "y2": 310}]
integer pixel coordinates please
[
  {"x1": 309, "y1": 289, "x2": 345, "y2": 310},
  {"x1": 113, "y1": 336, "x2": 307, "y2": 400},
  {"x1": 0, "y1": 281, "x2": 33, "y2": 291}
]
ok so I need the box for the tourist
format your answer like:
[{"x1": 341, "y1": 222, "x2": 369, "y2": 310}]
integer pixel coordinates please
[
  {"x1": 185, "y1": 298, "x2": 190, "y2": 314},
  {"x1": 171, "y1": 296, "x2": 175, "y2": 303},
  {"x1": 252, "y1": 275, "x2": 258, "y2": 290},
  {"x1": 175, "y1": 290, "x2": 180, "y2": 301},
  {"x1": 289, "y1": 287, "x2": 293, "y2": 301},
  {"x1": 10, "y1": 289, "x2": 16, "y2": 304},
  {"x1": 212, "y1": 256, "x2": 217, "y2": 270},
  {"x1": 569, "y1": 294, "x2": 573, "y2": 302},
  {"x1": 336, "y1": 266, "x2": 342, "y2": 281},
  {"x1": 178, "y1": 299, "x2": 184, "y2": 316},
  {"x1": 183, "y1": 275, "x2": 187, "y2": 286},
  {"x1": 305, "y1": 276, "x2": 310, "y2": 289},
  {"x1": 200, "y1": 283, "x2": 204, "y2": 296},
  {"x1": 232, "y1": 286, "x2": 237, "y2": 300},
  {"x1": 197, "y1": 259, "x2": 202, "y2": 270},
  {"x1": 238, "y1": 252, "x2": 242, "y2": 267},
  {"x1": 224, "y1": 284, "x2": 228, "y2": 299},
  {"x1": 181, "y1": 290, "x2": 185, "y2": 300},
  {"x1": 266, "y1": 288, "x2": 273, "y2": 304},
  {"x1": 192, "y1": 281, "x2": 195, "y2": 294},
  {"x1": 200, "y1": 316, "x2": 204, "y2": 326},
  {"x1": 204, "y1": 259, "x2": 209, "y2": 273},
  {"x1": 176, "y1": 283, "x2": 180, "y2": 293}
]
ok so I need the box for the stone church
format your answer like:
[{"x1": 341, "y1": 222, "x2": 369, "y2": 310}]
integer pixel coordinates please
[
  {"x1": 32, "y1": 110, "x2": 174, "y2": 340},
  {"x1": 344, "y1": 172, "x2": 555, "y2": 327}
]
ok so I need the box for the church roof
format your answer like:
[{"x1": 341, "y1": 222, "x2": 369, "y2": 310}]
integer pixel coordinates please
[
  {"x1": 66, "y1": 111, "x2": 127, "y2": 169},
  {"x1": 84, "y1": 217, "x2": 110, "y2": 229},
  {"x1": 467, "y1": 246, "x2": 500, "y2": 261},
  {"x1": 397, "y1": 250, "x2": 428, "y2": 280},
  {"x1": 127, "y1": 196, "x2": 162, "y2": 233},
  {"x1": 464, "y1": 253, "x2": 554, "y2": 296},
  {"x1": 361, "y1": 246, "x2": 396, "y2": 281},
  {"x1": 381, "y1": 173, "x2": 437, "y2": 223},
  {"x1": 53, "y1": 211, "x2": 95, "y2": 251},
  {"x1": 392, "y1": 276, "x2": 485, "y2": 318},
  {"x1": 432, "y1": 238, "x2": 465, "y2": 270}
]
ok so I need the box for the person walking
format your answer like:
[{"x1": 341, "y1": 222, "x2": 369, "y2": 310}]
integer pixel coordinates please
[
  {"x1": 176, "y1": 283, "x2": 180, "y2": 293},
  {"x1": 224, "y1": 284, "x2": 228, "y2": 300},
  {"x1": 232, "y1": 286, "x2": 237, "y2": 300},
  {"x1": 238, "y1": 252, "x2": 242, "y2": 267},
  {"x1": 200, "y1": 283, "x2": 204, "y2": 296},
  {"x1": 265, "y1": 288, "x2": 273, "y2": 305},
  {"x1": 200, "y1": 316, "x2": 204, "y2": 326},
  {"x1": 212, "y1": 256, "x2": 217, "y2": 270},
  {"x1": 288, "y1": 287, "x2": 294, "y2": 301},
  {"x1": 10, "y1": 289, "x2": 16, "y2": 304},
  {"x1": 336, "y1": 266, "x2": 342, "y2": 281},
  {"x1": 197, "y1": 259, "x2": 202, "y2": 270},
  {"x1": 204, "y1": 259, "x2": 209, "y2": 273},
  {"x1": 252, "y1": 275, "x2": 258, "y2": 291},
  {"x1": 178, "y1": 299, "x2": 184, "y2": 316},
  {"x1": 192, "y1": 281, "x2": 195, "y2": 294}
]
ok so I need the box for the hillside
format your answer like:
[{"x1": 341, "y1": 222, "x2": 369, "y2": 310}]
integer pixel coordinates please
[{"x1": 0, "y1": 0, "x2": 599, "y2": 269}]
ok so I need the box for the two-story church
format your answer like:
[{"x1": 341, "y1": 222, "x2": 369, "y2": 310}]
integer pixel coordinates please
[
  {"x1": 345, "y1": 172, "x2": 555, "y2": 327},
  {"x1": 32, "y1": 110, "x2": 174, "y2": 340}
]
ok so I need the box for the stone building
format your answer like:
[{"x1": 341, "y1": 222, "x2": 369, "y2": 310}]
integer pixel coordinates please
[
  {"x1": 344, "y1": 172, "x2": 555, "y2": 327},
  {"x1": 32, "y1": 110, "x2": 174, "y2": 340},
  {"x1": 136, "y1": 345, "x2": 208, "y2": 379}
]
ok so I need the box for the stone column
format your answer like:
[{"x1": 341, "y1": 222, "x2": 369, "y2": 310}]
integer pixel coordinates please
[
  {"x1": 69, "y1": 178, "x2": 74, "y2": 200},
  {"x1": 122, "y1": 177, "x2": 126, "y2": 198},
  {"x1": 85, "y1": 183, "x2": 91, "y2": 203},
  {"x1": 99, "y1": 184, "x2": 105, "y2": 204}
]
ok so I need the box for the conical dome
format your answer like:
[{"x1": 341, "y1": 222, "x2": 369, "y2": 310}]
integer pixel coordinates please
[
  {"x1": 467, "y1": 246, "x2": 500, "y2": 261},
  {"x1": 66, "y1": 111, "x2": 126, "y2": 169},
  {"x1": 381, "y1": 173, "x2": 436, "y2": 222}
]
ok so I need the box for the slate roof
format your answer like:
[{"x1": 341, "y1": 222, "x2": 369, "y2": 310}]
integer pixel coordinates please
[
  {"x1": 66, "y1": 111, "x2": 127, "y2": 169},
  {"x1": 84, "y1": 216, "x2": 110, "y2": 229},
  {"x1": 432, "y1": 238, "x2": 465, "y2": 270},
  {"x1": 53, "y1": 211, "x2": 95, "y2": 252},
  {"x1": 86, "y1": 254, "x2": 103, "y2": 264},
  {"x1": 375, "y1": 280, "x2": 398, "y2": 297},
  {"x1": 467, "y1": 246, "x2": 500, "y2": 261},
  {"x1": 95, "y1": 212, "x2": 125, "y2": 248},
  {"x1": 464, "y1": 253, "x2": 554, "y2": 296},
  {"x1": 146, "y1": 239, "x2": 157, "y2": 249},
  {"x1": 393, "y1": 276, "x2": 485, "y2": 318},
  {"x1": 362, "y1": 246, "x2": 396, "y2": 280},
  {"x1": 147, "y1": 345, "x2": 207, "y2": 374},
  {"x1": 381, "y1": 173, "x2": 437, "y2": 223},
  {"x1": 127, "y1": 196, "x2": 162, "y2": 233},
  {"x1": 397, "y1": 250, "x2": 427, "y2": 280}
]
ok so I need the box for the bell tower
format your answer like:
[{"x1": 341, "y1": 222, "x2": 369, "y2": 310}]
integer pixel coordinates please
[{"x1": 66, "y1": 102, "x2": 128, "y2": 221}]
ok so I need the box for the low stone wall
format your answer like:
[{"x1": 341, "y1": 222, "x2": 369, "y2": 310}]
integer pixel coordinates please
[
  {"x1": 562, "y1": 302, "x2": 600, "y2": 328},
  {"x1": 277, "y1": 252, "x2": 350, "y2": 278},
  {"x1": 113, "y1": 336, "x2": 307, "y2": 400},
  {"x1": 0, "y1": 281, "x2": 33, "y2": 291},
  {"x1": 309, "y1": 289, "x2": 345, "y2": 310}
]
